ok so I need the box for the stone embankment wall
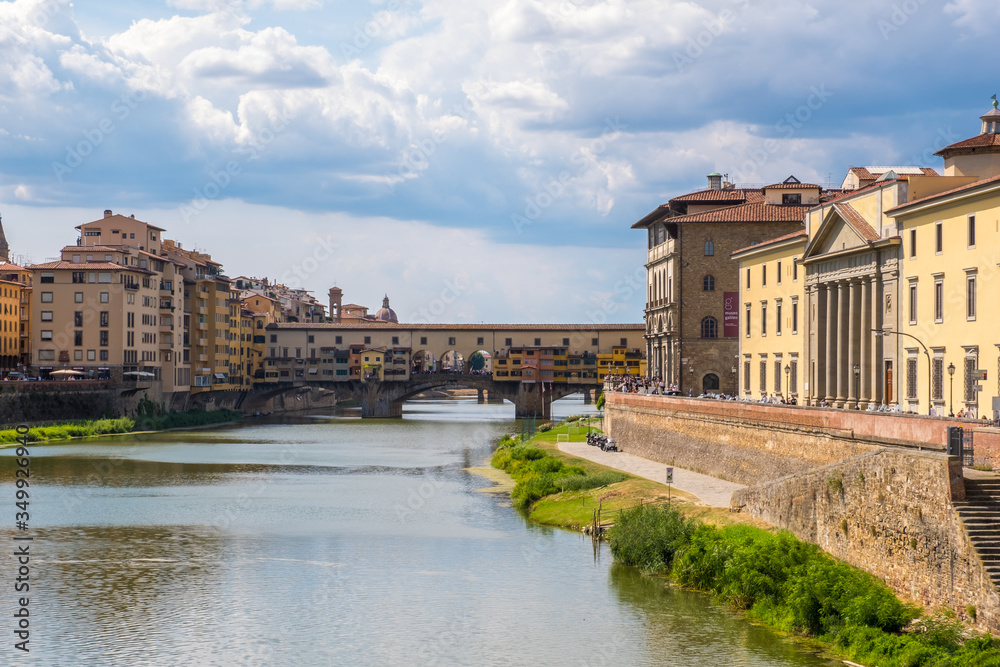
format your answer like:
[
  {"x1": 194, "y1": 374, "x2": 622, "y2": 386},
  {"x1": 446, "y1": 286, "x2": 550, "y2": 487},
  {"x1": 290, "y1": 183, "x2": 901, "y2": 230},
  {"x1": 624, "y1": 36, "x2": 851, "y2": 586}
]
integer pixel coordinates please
[{"x1": 606, "y1": 393, "x2": 1000, "y2": 631}]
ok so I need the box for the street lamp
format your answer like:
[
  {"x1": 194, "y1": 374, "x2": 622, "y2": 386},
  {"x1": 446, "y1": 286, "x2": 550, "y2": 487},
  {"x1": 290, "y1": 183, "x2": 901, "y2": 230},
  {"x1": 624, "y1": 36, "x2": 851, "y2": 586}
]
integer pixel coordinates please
[
  {"x1": 853, "y1": 364, "x2": 860, "y2": 410},
  {"x1": 731, "y1": 365, "x2": 738, "y2": 396},
  {"x1": 689, "y1": 366, "x2": 694, "y2": 395},
  {"x1": 872, "y1": 328, "x2": 932, "y2": 415},
  {"x1": 784, "y1": 364, "x2": 790, "y2": 401},
  {"x1": 948, "y1": 362, "x2": 956, "y2": 416}
]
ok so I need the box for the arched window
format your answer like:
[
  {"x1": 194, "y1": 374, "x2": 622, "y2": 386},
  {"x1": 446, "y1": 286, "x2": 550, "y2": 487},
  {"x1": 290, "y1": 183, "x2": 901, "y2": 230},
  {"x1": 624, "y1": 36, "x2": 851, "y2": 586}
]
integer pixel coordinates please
[
  {"x1": 703, "y1": 275, "x2": 715, "y2": 291},
  {"x1": 701, "y1": 316, "x2": 718, "y2": 339},
  {"x1": 703, "y1": 373, "x2": 720, "y2": 392},
  {"x1": 705, "y1": 241, "x2": 714, "y2": 256}
]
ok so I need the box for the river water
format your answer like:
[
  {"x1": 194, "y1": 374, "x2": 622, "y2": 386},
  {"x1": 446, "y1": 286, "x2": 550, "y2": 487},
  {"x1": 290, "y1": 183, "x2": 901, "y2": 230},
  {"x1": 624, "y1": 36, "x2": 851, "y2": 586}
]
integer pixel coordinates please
[{"x1": 1, "y1": 397, "x2": 838, "y2": 666}]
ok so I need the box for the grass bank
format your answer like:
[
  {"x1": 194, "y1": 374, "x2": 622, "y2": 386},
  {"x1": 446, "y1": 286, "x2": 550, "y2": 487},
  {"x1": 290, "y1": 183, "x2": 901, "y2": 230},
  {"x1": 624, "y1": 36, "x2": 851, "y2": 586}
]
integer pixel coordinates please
[
  {"x1": 490, "y1": 417, "x2": 1000, "y2": 666},
  {"x1": 0, "y1": 409, "x2": 243, "y2": 445},
  {"x1": 609, "y1": 502, "x2": 1000, "y2": 667}
]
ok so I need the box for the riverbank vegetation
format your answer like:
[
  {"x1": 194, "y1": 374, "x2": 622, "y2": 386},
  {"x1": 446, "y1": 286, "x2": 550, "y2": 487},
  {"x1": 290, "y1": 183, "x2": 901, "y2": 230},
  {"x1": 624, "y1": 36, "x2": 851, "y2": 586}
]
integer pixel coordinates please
[
  {"x1": 0, "y1": 408, "x2": 243, "y2": 444},
  {"x1": 491, "y1": 416, "x2": 1000, "y2": 667},
  {"x1": 609, "y1": 503, "x2": 1000, "y2": 666}
]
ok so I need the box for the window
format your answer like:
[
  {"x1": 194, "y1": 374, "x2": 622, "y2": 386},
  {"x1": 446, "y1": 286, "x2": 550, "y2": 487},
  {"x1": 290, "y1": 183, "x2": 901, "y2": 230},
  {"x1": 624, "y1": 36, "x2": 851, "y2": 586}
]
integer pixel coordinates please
[
  {"x1": 906, "y1": 356, "x2": 918, "y2": 399},
  {"x1": 72, "y1": 272, "x2": 85, "y2": 283},
  {"x1": 761, "y1": 302, "x2": 767, "y2": 336},
  {"x1": 762, "y1": 264, "x2": 767, "y2": 287},
  {"x1": 591, "y1": 338, "x2": 599, "y2": 346},
  {"x1": 39, "y1": 272, "x2": 54, "y2": 283},
  {"x1": 450, "y1": 337, "x2": 457, "y2": 346},
  {"x1": 477, "y1": 337, "x2": 484, "y2": 345},
  {"x1": 392, "y1": 336, "x2": 399, "y2": 345},
  {"x1": 534, "y1": 338, "x2": 541, "y2": 346},
  {"x1": 620, "y1": 338, "x2": 627, "y2": 346},
  {"x1": 87, "y1": 350, "x2": 96, "y2": 361},
  {"x1": 37, "y1": 350, "x2": 54, "y2": 361},
  {"x1": 505, "y1": 337, "x2": 513, "y2": 346},
  {"x1": 790, "y1": 360, "x2": 798, "y2": 395},
  {"x1": 909, "y1": 228, "x2": 916, "y2": 259},
  {"x1": 703, "y1": 275, "x2": 715, "y2": 291},
  {"x1": 792, "y1": 258, "x2": 798, "y2": 281},
  {"x1": 99, "y1": 312, "x2": 109, "y2": 327},
  {"x1": 100, "y1": 331, "x2": 108, "y2": 346},
  {"x1": 743, "y1": 360, "x2": 750, "y2": 392},
  {"x1": 40, "y1": 311, "x2": 52, "y2": 322},
  {"x1": 99, "y1": 273, "x2": 112, "y2": 283},
  {"x1": 74, "y1": 292, "x2": 83, "y2": 303},
  {"x1": 935, "y1": 222, "x2": 943, "y2": 254},
  {"x1": 41, "y1": 292, "x2": 53, "y2": 303},
  {"x1": 335, "y1": 336, "x2": 342, "y2": 344},
  {"x1": 745, "y1": 304, "x2": 751, "y2": 338},
  {"x1": 562, "y1": 338, "x2": 570, "y2": 346},
  {"x1": 74, "y1": 350, "x2": 83, "y2": 361},
  {"x1": 934, "y1": 278, "x2": 943, "y2": 323},
  {"x1": 776, "y1": 301, "x2": 783, "y2": 335},
  {"x1": 100, "y1": 292, "x2": 109, "y2": 303},
  {"x1": 74, "y1": 312, "x2": 83, "y2": 327},
  {"x1": 932, "y1": 356, "x2": 944, "y2": 401},
  {"x1": 908, "y1": 283, "x2": 917, "y2": 325},
  {"x1": 745, "y1": 268, "x2": 750, "y2": 289},
  {"x1": 700, "y1": 316, "x2": 718, "y2": 339},
  {"x1": 965, "y1": 355, "x2": 978, "y2": 403},
  {"x1": 774, "y1": 360, "x2": 782, "y2": 394},
  {"x1": 777, "y1": 261, "x2": 782, "y2": 284},
  {"x1": 969, "y1": 214, "x2": 976, "y2": 247},
  {"x1": 307, "y1": 335, "x2": 314, "y2": 343},
  {"x1": 704, "y1": 241, "x2": 714, "y2": 256},
  {"x1": 782, "y1": 193, "x2": 801, "y2": 205},
  {"x1": 791, "y1": 299, "x2": 799, "y2": 334},
  {"x1": 967, "y1": 274, "x2": 977, "y2": 320},
  {"x1": 100, "y1": 350, "x2": 108, "y2": 361},
  {"x1": 40, "y1": 330, "x2": 52, "y2": 341},
  {"x1": 364, "y1": 336, "x2": 371, "y2": 344},
  {"x1": 759, "y1": 359, "x2": 767, "y2": 393}
]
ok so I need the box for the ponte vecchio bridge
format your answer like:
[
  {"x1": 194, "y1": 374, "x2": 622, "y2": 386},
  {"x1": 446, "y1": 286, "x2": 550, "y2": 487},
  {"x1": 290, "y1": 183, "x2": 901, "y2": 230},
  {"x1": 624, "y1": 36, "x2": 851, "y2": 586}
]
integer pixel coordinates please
[{"x1": 249, "y1": 322, "x2": 646, "y2": 418}]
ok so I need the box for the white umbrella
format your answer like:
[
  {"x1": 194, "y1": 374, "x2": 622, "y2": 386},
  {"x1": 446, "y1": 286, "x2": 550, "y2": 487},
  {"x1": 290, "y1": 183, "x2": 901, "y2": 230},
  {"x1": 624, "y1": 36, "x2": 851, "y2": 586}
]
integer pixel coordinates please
[
  {"x1": 123, "y1": 371, "x2": 156, "y2": 377},
  {"x1": 50, "y1": 369, "x2": 85, "y2": 376}
]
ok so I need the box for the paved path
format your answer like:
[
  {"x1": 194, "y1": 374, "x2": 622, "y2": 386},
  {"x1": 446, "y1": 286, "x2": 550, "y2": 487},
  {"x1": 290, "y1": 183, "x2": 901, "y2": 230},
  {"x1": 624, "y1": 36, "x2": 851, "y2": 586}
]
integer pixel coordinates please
[{"x1": 558, "y1": 441, "x2": 745, "y2": 508}]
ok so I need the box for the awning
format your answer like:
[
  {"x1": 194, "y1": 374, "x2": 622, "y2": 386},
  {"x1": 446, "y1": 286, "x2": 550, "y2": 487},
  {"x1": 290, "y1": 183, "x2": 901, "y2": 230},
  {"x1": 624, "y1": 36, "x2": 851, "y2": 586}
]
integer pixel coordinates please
[
  {"x1": 308, "y1": 368, "x2": 318, "y2": 374},
  {"x1": 214, "y1": 373, "x2": 227, "y2": 379}
]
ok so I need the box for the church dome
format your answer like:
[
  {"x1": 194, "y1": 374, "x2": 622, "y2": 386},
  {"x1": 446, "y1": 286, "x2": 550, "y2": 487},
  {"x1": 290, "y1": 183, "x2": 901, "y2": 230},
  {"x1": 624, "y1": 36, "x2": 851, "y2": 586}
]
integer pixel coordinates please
[{"x1": 374, "y1": 295, "x2": 398, "y2": 323}]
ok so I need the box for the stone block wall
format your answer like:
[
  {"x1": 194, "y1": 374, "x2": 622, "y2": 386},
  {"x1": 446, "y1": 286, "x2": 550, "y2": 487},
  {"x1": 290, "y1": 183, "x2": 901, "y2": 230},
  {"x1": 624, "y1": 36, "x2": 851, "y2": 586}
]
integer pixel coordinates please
[{"x1": 732, "y1": 449, "x2": 1000, "y2": 631}]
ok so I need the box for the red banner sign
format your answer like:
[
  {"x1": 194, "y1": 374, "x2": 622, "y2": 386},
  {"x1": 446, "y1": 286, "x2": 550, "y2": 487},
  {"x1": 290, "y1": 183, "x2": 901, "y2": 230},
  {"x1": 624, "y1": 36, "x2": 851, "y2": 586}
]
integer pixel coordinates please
[{"x1": 724, "y1": 292, "x2": 739, "y2": 338}]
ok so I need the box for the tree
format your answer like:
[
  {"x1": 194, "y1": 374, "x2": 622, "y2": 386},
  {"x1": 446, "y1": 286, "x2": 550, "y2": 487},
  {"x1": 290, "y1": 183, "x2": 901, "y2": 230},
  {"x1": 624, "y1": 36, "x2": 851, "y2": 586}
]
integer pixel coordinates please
[
  {"x1": 469, "y1": 351, "x2": 486, "y2": 371},
  {"x1": 596, "y1": 393, "x2": 605, "y2": 410}
]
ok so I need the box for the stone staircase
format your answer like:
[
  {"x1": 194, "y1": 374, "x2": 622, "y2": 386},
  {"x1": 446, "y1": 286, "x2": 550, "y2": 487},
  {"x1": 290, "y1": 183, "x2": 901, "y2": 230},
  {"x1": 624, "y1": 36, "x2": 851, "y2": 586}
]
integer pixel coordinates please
[{"x1": 956, "y1": 477, "x2": 1000, "y2": 586}]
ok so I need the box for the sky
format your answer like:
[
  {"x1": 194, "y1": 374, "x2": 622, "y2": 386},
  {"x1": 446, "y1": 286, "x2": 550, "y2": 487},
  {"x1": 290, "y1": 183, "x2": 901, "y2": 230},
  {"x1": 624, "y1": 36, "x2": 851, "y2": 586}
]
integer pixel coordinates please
[{"x1": 0, "y1": 0, "x2": 997, "y2": 324}]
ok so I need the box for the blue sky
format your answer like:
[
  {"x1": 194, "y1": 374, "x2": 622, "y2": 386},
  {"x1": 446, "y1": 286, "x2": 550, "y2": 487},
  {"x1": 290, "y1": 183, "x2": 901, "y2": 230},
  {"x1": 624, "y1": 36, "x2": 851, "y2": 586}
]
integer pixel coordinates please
[{"x1": 0, "y1": 0, "x2": 997, "y2": 323}]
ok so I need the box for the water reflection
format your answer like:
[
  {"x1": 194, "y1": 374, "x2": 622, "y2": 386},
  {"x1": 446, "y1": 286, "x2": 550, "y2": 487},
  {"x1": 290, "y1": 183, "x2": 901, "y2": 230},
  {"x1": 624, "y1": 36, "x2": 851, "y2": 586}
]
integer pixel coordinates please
[{"x1": 0, "y1": 397, "x2": 837, "y2": 665}]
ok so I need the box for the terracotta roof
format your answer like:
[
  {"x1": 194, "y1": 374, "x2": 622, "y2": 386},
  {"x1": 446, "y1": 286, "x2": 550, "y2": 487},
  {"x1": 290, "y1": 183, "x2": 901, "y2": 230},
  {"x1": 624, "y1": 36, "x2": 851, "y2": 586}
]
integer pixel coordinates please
[
  {"x1": 29, "y1": 261, "x2": 148, "y2": 272},
  {"x1": 342, "y1": 303, "x2": 367, "y2": 309},
  {"x1": 269, "y1": 322, "x2": 645, "y2": 331},
  {"x1": 847, "y1": 166, "x2": 938, "y2": 180},
  {"x1": 669, "y1": 189, "x2": 763, "y2": 205},
  {"x1": 762, "y1": 182, "x2": 821, "y2": 190},
  {"x1": 885, "y1": 172, "x2": 1000, "y2": 215},
  {"x1": 935, "y1": 133, "x2": 1000, "y2": 155},
  {"x1": 833, "y1": 203, "x2": 880, "y2": 242},
  {"x1": 732, "y1": 228, "x2": 807, "y2": 256},
  {"x1": 664, "y1": 201, "x2": 811, "y2": 224},
  {"x1": 62, "y1": 245, "x2": 121, "y2": 253},
  {"x1": 0, "y1": 262, "x2": 27, "y2": 271},
  {"x1": 826, "y1": 177, "x2": 905, "y2": 204}
]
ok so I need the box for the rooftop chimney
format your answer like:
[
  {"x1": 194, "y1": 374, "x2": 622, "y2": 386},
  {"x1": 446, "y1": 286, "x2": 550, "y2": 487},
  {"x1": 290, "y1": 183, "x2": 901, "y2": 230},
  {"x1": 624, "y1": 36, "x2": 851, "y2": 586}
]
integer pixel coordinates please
[
  {"x1": 707, "y1": 173, "x2": 723, "y2": 190},
  {"x1": 104, "y1": 209, "x2": 113, "y2": 218}
]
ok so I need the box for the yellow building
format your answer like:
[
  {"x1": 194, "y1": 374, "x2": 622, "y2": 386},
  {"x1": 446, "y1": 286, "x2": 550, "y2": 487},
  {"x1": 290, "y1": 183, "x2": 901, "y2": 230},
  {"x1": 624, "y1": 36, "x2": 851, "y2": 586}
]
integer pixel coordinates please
[
  {"x1": 885, "y1": 120, "x2": 1000, "y2": 417},
  {"x1": 361, "y1": 348, "x2": 384, "y2": 381},
  {"x1": 732, "y1": 230, "x2": 807, "y2": 400},
  {"x1": 0, "y1": 263, "x2": 31, "y2": 373}
]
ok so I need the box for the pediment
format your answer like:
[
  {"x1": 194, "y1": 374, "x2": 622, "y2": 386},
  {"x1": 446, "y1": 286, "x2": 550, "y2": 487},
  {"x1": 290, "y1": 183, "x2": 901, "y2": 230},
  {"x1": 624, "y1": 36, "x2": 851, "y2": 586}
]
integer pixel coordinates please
[{"x1": 803, "y1": 205, "x2": 876, "y2": 259}]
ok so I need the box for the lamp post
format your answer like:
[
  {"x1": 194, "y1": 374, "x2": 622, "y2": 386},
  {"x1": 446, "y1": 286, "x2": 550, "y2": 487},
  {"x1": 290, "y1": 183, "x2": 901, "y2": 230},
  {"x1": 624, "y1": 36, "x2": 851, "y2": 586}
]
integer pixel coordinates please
[
  {"x1": 872, "y1": 328, "x2": 932, "y2": 415},
  {"x1": 853, "y1": 364, "x2": 860, "y2": 410},
  {"x1": 689, "y1": 365, "x2": 695, "y2": 395},
  {"x1": 731, "y1": 365, "x2": 738, "y2": 396},
  {"x1": 948, "y1": 362, "x2": 956, "y2": 416},
  {"x1": 784, "y1": 364, "x2": 790, "y2": 401}
]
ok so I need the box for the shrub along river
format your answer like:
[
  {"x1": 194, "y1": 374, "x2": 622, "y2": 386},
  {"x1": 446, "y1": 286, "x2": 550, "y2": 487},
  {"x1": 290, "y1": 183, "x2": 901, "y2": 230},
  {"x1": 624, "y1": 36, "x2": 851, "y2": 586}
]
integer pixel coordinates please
[{"x1": 0, "y1": 396, "x2": 839, "y2": 665}]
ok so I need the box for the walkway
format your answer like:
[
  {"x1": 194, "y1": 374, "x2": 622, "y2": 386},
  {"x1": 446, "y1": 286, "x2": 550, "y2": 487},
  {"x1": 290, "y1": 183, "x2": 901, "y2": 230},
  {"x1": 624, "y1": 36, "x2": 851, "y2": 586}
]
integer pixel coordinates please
[{"x1": 558, "y1": 441, "x2": 745, "y2": 508}]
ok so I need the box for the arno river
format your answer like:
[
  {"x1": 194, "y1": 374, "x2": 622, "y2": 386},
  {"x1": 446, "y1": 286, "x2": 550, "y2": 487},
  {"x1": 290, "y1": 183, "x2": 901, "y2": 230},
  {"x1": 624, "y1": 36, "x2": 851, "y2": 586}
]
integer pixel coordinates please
[{"x1": 1, "y1": 397, "x2": 838, "y2": 666}]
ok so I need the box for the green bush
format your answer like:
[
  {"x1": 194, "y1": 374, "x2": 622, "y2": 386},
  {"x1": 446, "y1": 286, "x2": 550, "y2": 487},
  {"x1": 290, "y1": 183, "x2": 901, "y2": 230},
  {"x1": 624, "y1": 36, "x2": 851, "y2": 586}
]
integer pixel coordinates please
[
  {"x1": 608, "y1": 503, "x2": 696, "y2": 573},
  {"x1": 0, "y1": 410, "x2": 240, "y2": 445}
]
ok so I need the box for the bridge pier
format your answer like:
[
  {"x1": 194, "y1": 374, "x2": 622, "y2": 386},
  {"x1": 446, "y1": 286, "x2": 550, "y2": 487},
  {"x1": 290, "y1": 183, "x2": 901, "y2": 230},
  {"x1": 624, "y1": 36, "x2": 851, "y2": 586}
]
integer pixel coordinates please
[
  {"x1": 477, "y1": 388, "x2": 485, "y2": 404},
  {"x1": 359, "y1": 383, "x2": 404, "y2": 418},
  {"x1": 513, "y1": 383, "x2": 551, "y2": 420},
  {"x1": 583, "y1": 388, "x2": 592, "y2": 404}
]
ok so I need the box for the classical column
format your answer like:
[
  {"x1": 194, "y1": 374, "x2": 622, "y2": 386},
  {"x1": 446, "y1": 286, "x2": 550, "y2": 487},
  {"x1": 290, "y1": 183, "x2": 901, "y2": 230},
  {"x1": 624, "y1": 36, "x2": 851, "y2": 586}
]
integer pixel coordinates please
[
  {"x1": 811, "y1": 286, "x2": 821, "y2": 404},
  {"x1": 847, "y1": 280, "x2": 859, "y2": 408},
  {"x1": 873, "y1": 277, "x2": 883, "y2": 404},
  {"x1": 824, "y1": 283, "x2": 836, "y2": 404},
  {"x1": 860, "y1": 277, "x2": 871, "y2": 406},
  {"x1": 837, "y1": 280, "x2": 849, "y2": 406}
]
